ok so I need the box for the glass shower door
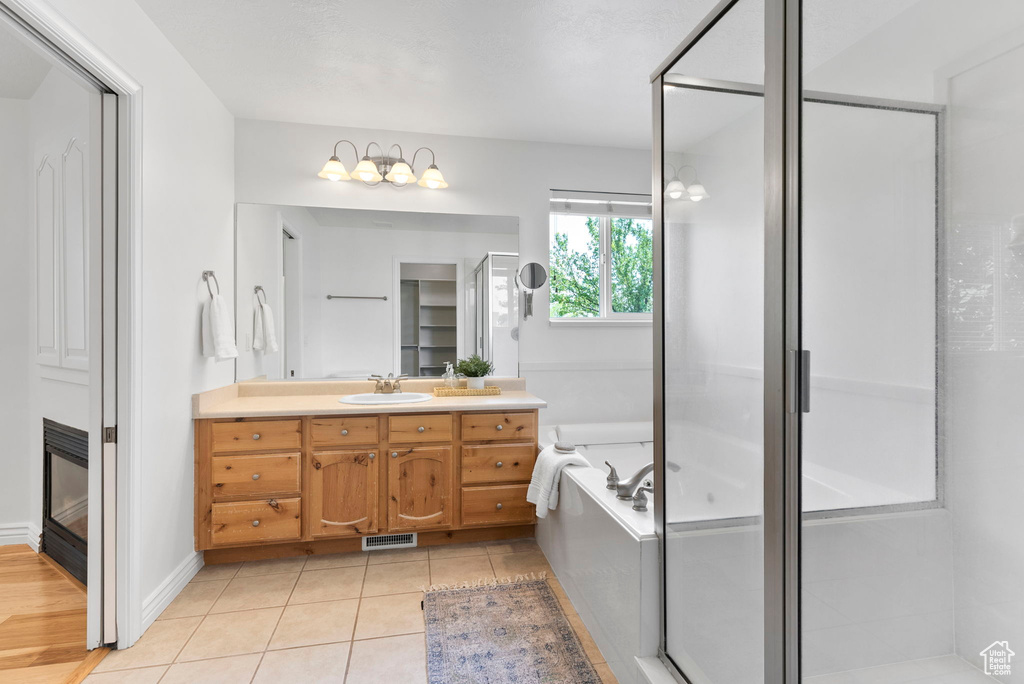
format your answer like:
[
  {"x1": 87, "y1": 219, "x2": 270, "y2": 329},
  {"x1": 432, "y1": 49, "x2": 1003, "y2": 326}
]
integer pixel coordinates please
[{"x1": 660, "y1": 1, "x2": 767, "y2": 681}]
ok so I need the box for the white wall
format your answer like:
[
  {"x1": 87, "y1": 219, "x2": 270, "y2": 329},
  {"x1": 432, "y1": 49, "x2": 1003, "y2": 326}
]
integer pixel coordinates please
[
  {"x1": 0, "y1": 97, "x2": 33, "y2": 541},
  {"x1": 234, "y1": 119, "x2": 654, "y2": 424},
  {"x1": 38, "y1": 0, "x2": 237, "y2": 639}
]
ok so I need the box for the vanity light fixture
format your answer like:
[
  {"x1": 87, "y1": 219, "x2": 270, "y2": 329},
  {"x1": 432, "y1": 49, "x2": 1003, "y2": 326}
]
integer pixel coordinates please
[
  {"x1": 317, "y1": 140, "x2": 448, "y2": 189},
  {"x1": 664, "y1": 164, "x2": 710, "y2": 202}
]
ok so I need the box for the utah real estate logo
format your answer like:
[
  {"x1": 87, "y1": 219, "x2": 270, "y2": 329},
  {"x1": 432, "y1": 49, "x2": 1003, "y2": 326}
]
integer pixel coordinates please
[{"x1": 980, "y1": 641, "x2": 1015, "y2": 677}]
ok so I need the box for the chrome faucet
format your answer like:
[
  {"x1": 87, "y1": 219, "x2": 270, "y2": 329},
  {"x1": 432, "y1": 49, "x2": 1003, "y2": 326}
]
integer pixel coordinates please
[
  {"x1": 369, "y1": 373, "x2": 408, "y2": 394},
  {"x1": 613, "y1": 462, "x2": 655, "y2": 500}
]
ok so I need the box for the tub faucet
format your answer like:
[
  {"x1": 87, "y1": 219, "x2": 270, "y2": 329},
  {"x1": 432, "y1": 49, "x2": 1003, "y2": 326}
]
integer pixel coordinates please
[
  {"x1": 632, "y1": 485, "x2": 653, "y2": 512},
  {"x1": 604, "y1": 462, "x2": 619, "y2": 491},
  {"x1": 615, "y1": 462, "x2": 655, "y2": 500}
]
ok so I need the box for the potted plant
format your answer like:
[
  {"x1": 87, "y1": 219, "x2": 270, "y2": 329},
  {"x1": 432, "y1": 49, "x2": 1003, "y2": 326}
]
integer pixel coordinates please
[{"x1": 455, "y1": 354, "x2": 494, "y2": 390}]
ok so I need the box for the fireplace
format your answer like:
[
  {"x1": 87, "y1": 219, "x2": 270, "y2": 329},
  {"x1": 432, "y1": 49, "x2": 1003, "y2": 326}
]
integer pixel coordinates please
[{"x1": 43, "y1": 419, "x2": 88, "y2": 585}]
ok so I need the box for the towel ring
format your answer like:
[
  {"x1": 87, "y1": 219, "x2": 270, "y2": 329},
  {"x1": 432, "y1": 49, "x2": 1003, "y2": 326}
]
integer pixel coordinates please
[
  {"x1": 202, "y1": 271, "x2": 220, "y2": 299},
  {"x1": 254, "y1": 285, "x2": 267, "y2": 305}
]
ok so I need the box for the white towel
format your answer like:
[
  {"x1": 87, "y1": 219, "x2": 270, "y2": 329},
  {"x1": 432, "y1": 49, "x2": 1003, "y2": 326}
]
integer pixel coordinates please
[
  {"x1": 202, "y1": 294, "x2": 238, "y2": 360},
  {"x1": 253, "y1": 297, "x2": 279, "y2": 353},
  {"x1": 526, "y1": 445, "x2": 589, "y2": 518}
]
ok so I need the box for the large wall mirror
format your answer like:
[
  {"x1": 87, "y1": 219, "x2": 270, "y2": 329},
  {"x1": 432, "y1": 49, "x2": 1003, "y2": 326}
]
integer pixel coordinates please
[{"x1": 233, "y1": 204, "x2": 520, "y2": 382}]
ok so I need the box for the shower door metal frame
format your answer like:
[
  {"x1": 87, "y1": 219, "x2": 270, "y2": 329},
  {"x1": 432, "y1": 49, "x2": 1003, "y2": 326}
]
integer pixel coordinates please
[{"x1": 653, "y1": 1, "x2": 946, "y2": 683}]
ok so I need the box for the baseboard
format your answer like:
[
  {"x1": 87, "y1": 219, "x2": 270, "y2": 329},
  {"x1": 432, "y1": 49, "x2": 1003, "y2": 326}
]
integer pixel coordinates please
[
  {"x1": 140, "y1": 551, "x2": 203, "y2": 633},
  {"x1": 0, "y1": 522, "x2": 42, "y2": 551}
]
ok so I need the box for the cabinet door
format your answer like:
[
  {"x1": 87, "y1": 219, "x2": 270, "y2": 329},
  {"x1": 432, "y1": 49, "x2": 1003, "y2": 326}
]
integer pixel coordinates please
[
  {"x1": 309, "y1": 450, "x2": 378, "y2": 538},
  {"x1": 387, "y1": 446, "x2": 452, "y2": 532}
]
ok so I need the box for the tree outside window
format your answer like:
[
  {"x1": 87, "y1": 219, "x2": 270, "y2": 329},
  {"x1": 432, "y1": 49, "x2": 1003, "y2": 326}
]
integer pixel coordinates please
[{"x1": 549, "y1": 213, "x2": 653, "y2": 320}]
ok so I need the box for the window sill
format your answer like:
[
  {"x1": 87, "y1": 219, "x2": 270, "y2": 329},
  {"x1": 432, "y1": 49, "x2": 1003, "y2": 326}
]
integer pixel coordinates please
[{"x1": 547, "y1": 317, "x2": 652, "y2": 328}]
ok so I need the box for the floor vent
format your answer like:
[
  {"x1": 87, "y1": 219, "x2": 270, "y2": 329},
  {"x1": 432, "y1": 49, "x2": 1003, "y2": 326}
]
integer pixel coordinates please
[{"x1": 362, "y1": 533, "x2": 417, "y2": 551}]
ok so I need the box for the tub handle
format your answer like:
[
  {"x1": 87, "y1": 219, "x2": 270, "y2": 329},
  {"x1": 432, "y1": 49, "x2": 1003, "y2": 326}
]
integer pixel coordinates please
[{"x1": 604, "y1": 461, "x2": 619, "y2": 491}]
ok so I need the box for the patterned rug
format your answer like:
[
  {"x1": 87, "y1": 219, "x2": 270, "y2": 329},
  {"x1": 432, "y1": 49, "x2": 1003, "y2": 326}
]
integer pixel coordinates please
[{"x1": 425, "y1": 579, "x2": 601, "y2": 684}]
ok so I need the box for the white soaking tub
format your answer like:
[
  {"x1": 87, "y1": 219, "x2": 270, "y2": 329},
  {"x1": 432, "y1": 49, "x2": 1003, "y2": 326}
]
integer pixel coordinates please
[{"x1": 536, "y1": 422, "x2": 660, "y2": 684}]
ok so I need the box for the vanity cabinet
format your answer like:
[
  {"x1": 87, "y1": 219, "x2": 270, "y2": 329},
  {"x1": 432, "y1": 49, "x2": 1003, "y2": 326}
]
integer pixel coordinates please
[{"x1": 194, "y1": 409, "x2": 539, "y2": 556}]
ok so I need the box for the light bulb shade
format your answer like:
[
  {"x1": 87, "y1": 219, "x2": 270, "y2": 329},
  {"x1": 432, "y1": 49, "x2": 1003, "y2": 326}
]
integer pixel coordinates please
[
  {"x1": 352, "y1": 157, "x2": 383, "y2": 183},
  {"x1": 687, "y1": 181, "x2": 709, "y2": 201},
  {"x1": 317, "y1": 156, "x2": 350, "y2": 181},
  {"x1": 665, "y1": 177, "x2": 686, "y2": 200},
  {"x1": 384, "y1": 160, "x2": 417, "y2": 184},
  {"x1": 416, "y1": 164, "x2": 448, "y2": 189}
]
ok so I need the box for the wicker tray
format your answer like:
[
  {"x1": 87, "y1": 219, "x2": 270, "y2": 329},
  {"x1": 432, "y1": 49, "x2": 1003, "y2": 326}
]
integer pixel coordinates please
[{"x1": 433, "y1": 386, "x2": 502, "y2": 397}]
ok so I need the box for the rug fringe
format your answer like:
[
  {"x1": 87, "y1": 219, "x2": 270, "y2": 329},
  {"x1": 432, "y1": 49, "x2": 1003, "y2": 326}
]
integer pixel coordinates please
[{"x1": 422, "y1": 571, "x2": 548, "y2": 593}]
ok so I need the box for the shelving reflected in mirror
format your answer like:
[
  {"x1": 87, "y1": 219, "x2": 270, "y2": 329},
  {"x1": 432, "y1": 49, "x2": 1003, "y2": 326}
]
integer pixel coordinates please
[{"x1": 234, "y1": 204, "x2": 519, "y2": 381}]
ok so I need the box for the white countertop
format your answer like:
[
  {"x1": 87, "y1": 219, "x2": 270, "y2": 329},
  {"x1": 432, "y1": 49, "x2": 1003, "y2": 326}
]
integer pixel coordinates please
[{"x1": 193, "y1": 378, "x2": 546, "y2": 419}]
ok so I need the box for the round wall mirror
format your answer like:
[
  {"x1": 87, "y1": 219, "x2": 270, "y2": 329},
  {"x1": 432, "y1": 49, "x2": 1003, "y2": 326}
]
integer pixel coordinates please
[{"x1": 519, "y1": 262, "x2": 548, "y2": 290}]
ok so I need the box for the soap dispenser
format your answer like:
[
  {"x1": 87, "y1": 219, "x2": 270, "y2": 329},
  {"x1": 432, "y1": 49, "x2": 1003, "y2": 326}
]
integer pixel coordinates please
[{"x1": 442, "y1": 362, "x2": 457, "y2": 388}]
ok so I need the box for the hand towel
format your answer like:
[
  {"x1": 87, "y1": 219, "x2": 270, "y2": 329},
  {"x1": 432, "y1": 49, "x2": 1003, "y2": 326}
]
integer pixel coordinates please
[
  {"x1": 253, "y1": 296, "x2": 279, "y2": 353},
  {"x1": 202, "y1": 294, "x2": 238, "y2": 360},
  {"x1": 526, "y1": 444, "x2": 589, "y2": 518}
]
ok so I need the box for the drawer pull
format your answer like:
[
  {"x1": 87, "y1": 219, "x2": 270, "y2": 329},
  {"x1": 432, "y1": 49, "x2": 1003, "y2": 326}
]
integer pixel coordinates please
[
  {"x1": 392, "y1": 452, "x2": 398, "y2": 458},
  {"x1": 341, "y1": 429, "x2": 349, "y2": 436},
  {"x1": 495, "y1": 424, "x2": 503, "y2": 431},
  {"x1": 496, "y1": 503, "x2": 503, "y2": 510},
  {"x1": 252, "y1": 433, "x2": 261, "y2": 440},
  {"x1": 252, "y1": 519, "x2": 260, "y2": 527},
  {"x1": 251, "y1": 473, "x2": 260, "y2": 480},
  {"x1": 368, "y1": 452, "x2": 376, "y2": 459},
  {"x1": 496, "y1": 461, "x2": 503, "y2": 468},
  {"x1": 417, "y1": 426, "x2": 425, "y2": 433}
]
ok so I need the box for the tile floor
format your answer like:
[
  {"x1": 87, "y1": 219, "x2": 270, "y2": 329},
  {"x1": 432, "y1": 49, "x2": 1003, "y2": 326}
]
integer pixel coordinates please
[
  {"x1": 803, "y1": 655, "x2": 996, "y2": 684},
  {"x1": 86, "y1": 539, "x2": 618, "y2": 683}
]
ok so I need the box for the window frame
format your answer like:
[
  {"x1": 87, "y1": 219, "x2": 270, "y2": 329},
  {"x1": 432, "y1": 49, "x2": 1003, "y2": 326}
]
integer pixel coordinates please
[{"x1": 548, "y1": 210, "x2": 654, "y2": 326}]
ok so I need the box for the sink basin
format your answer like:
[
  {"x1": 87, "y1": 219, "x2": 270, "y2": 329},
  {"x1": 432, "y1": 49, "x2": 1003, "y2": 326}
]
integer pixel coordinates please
[{"x1": 338, "y1": 392, "x2": 433, "y2": 405}]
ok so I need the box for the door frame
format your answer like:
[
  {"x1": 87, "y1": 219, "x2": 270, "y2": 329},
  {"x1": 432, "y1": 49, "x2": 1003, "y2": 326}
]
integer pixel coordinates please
[{"x1": 1, "y1": 0, "x2": 144, "y2": 649}]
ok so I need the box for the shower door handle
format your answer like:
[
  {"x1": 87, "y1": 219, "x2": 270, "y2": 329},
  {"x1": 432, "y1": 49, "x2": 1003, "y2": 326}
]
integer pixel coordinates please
[
  {"x1": 800, "y1": 350, "x2": 810, "y2": 413},
  {"x1": 786, "y1": 349, "x2": 811, "y2": 414}
]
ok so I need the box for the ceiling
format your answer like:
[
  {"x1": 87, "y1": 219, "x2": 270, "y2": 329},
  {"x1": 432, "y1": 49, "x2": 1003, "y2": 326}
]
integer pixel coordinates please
[
  {"x1": 133, "y1": 0, "x2": 722, "y2": 149},
  {"x1": 135, "y1": 0, "x2": 922, "y2": 151},
  {"x1": 0, "y1": 24, "x2": 51, "y2": 99},
  {"x1": 306, "y1": 206, "x2": 518, "y2": 235}
]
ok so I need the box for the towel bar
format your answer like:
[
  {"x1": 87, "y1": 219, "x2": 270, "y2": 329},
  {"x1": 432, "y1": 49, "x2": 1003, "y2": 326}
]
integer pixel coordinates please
[{"x1": 326, "y1": 294, "x2": 388, "y2": 301}]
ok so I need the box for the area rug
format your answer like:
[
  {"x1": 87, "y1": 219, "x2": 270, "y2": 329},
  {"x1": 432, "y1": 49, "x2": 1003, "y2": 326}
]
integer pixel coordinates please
[{"x1": 425, "y1": 578, "x2": 601, "y2": 684}]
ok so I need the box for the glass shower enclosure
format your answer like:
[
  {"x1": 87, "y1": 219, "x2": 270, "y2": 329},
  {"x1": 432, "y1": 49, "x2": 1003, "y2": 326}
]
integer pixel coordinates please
[{"x1": 653, "y1": 0, "x2": 1024, "y2": 682}]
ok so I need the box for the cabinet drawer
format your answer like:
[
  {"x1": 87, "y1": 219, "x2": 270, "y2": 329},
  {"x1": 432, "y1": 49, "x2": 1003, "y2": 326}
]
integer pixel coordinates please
[
  {"x1": 212, "y1": 453, "x2": 300, "y2": 500},
  {"x1": 462, "y1": 444, "x2": 537, "y2": 485},
  {"x1": 211, "y1": 420, "x2": 302, "y2": 453},
  {"x1": 210, "y1": 497, "x2": 301, "y2": 546},
  {"x1": 461, "y1": 412, "x2": 536, "y2": 442},
  {"x1": 388, "y1": 414, "x2": 453, "y2": 444},
  {"x1": 462, "y1": 485, "x2": 534, "y2": 527},
  {"x1": 311, "y1": 416, "x2": 379, "y2": 447}
]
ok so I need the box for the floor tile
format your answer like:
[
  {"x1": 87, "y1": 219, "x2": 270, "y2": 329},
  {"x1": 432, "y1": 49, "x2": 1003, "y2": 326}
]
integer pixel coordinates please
[
  {"x1": 428, "y1": 555, "x2": 495, "y2": 586},
  {"x1": 346, "y1": 633, "x2": 426, "y2": 684},
  {"x1": 236, "y1": 556, "x2": 307, "y2": 577},
  {"x1": 192, "y1": 563, "x2": 241, "y2": 582},
  {"x1": 353, "y1": 592, "x2": 425, "y2": 640},
  {"x1": 302, "y1": 551, "x2": 368, "y2": 571},
  {"x1": 488, "y1": 548, "x2": 551, "y2": 577},
  {"x1": 252, "y1": 642, "x2": 350, "y2": 683},
  {"x1": 486, "y1": 539, "x2": 540, "y2": 555},
  {"x1": 269, "y1": 598, "x2": 358, "y2": 649},
  {"x1": 367, "y1": 547, "x2": 429, "y2": 564},
  {"x1": 361, "y1": 561, "x2": 430, "y2": 597},
  {"x1": 93, "y1": 617, "x2": 201, "y2": 672},
  {"x1": 209, "y1": 572, "x2": 298, "y2": 613},
  {"x1": 157, "y1": 580, "x2": 228, "y2": 620},
  {"x1": 288, "y1": 566, "x2": 365, "y2": 604},
  {"x1": 566, "y1": 607, "x2": 606, "y2": 664},
  {"x1": 83, "y1": 666, "x2": 167, "y2": 683},
  {"x1": 595, "y1": 661, "x2": 620, "y2": 684},
  {"x1": 427, "y1": 542, "x2": 490, "y2": 559},
  {"x1": 160, "y1": 653, "x2": 262, "y2": 683},
  {"x1": 176, "y1": 607, "x2": 281, "y2": 662}
]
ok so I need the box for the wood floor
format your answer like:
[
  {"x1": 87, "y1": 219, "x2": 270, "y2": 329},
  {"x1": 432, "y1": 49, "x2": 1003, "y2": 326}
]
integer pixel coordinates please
[{"x1": 0, "y1": 545, "x2": 107, "y2": 683}]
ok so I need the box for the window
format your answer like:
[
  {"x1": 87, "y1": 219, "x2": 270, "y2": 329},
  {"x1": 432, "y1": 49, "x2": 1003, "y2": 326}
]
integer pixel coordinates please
[{"x1": 549, "y1": 193, "x2": 653, "y2": 322}]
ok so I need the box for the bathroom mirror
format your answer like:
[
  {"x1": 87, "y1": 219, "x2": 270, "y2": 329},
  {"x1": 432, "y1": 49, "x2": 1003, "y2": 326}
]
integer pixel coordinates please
[
  {"x1": 519, "y1": 262, "x2": 548, "y2": 290},
  {"x1": 518, "y1": 262, "x2": 547, "y2": 319},
  {"x1": 233, "y1": 203, "x2": 520, "y2": 381}
]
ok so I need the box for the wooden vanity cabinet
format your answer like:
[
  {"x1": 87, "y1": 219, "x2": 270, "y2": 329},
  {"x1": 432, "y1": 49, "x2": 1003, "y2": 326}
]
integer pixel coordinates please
[{"x1": 194, "y1": 409, "x2": 538, "y2": 556}]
